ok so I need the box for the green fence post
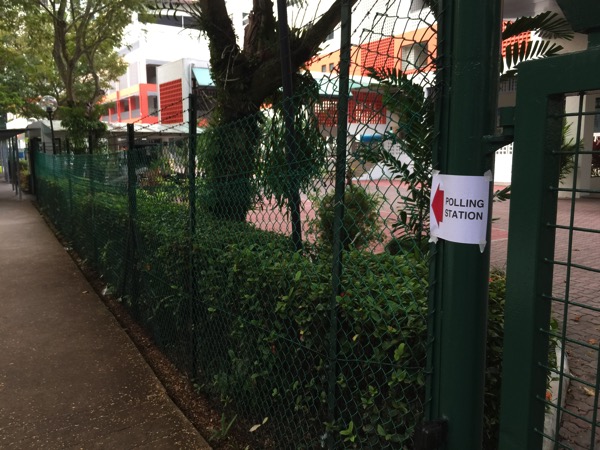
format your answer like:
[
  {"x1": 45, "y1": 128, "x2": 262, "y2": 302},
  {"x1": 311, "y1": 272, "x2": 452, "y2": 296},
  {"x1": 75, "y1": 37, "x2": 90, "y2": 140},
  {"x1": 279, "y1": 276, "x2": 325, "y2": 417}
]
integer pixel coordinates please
[
  {"x1": 426, "y1": 0, "x2": 502, "y2": 448},
  {"x1": 188, "y1": 94, "x2": 198, "y2": 376},
  {"x1": 189, "y1": 95, "x2": 197, "y2": 238},
  {"x1": 327, "y1": 1, "x2": 351, "y2": 448},
  {"x1": 29, "y1": 140, "x2": 38, "y2": 195},
  {"x1": 11, "y1": 136, "x2": 20, "y2": 199},
  {"x1": 68, "y1": 155, "x2": 74, "y2": 241},
  {"x1": 88, "y1": 150, "x2": 99, "y2": 268},
  {"x1": 276, "y1": 0, "x2": 302, "y2": 251},
  {"x1": 125, "y1": 123, "x2": 139, "y2": 308}
]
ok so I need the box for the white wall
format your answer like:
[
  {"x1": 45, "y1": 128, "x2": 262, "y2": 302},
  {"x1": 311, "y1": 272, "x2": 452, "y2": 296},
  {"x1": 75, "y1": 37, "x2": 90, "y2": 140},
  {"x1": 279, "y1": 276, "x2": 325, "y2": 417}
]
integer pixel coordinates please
[{"x1": 111, "y1": 13, "x2": 210, "y2": 93}]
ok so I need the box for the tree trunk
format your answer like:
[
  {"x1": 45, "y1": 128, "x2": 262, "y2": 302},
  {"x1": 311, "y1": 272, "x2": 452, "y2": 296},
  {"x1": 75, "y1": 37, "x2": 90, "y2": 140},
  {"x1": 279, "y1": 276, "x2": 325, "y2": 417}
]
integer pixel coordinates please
[
  {"x1": 202, "y1": 110, "x2": 261, "y2": 222},
  {"x1": 195, "y1": 0, "x2": 356, "y2": 222}
]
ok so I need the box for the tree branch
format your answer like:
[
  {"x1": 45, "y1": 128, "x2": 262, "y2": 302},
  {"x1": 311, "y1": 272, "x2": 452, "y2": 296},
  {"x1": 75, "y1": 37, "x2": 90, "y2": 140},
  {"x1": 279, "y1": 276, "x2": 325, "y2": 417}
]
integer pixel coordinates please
[
  {"x1": 197, "y1": 0, "x2": 238, "y2": 58},
  {"x1": 291, "y1": 0, "x2": 357, "y2": 66},
  {"x1": 243, "y1": 0, "x2": 277, "y2": 61},
  {"x1": 248, "y1": 0, "x2": 357, "y2": 106}
]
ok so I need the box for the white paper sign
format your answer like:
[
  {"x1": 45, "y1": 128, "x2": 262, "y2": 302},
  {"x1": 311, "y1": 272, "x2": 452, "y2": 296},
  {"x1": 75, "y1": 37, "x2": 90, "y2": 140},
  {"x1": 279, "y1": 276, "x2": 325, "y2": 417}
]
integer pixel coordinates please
[{"x1": 429, "y1": 170, "x2": 492, "y2": 252}]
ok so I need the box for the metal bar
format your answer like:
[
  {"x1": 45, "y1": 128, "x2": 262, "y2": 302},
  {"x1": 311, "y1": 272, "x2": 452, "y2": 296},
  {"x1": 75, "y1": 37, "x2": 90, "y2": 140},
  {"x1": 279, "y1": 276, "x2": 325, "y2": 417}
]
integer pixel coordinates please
[
  {"x1": 550, "y1": 187, "x2": 600, "y2": 194},
  {"x1": 189, "y1": 95, "x2": 197, "y2": 239},
  {"x1": 544, "y1": 294, "x2": 600, "y2": 313},
  {"x1": 188, "y1": 94, "x2": 198, "y2": 377},
  {"x1": 553, "y1": 402, "x2": 597, "y2": 425},
  {"x1": 551, "y1": 224, "x2": 600, "y2": 235},
  {"x1": 327, "y1": 1, "x2": 351, "y2": 447},
  {"x1": 498, "y1": 87, "x2": 565, "y2": 450},
  {"x1": 545, "y1": 259, "x2": 600, "y2": 274},
  {"x1": 551, "y1": 110, "x2": 599, "y2": 118},
  {"x1": 537, "y1": 430, "x2": 571, "y2": 449},
  {"x1": 12, "y1": 137, "x2": 21, "y2": 199},
  {"x1": 276, "y1": 0, "x2": 302, "y2": 251},
  {"x1": 428, "y1": 0, "x2": 502, "y2": 447},
  {"x1": 552, "y1": 150, "x2": 599, "y2": 155},
  {"x1": 89, "y1": 152, "x2": 99, "y2": 268},
  {"x1": 68, "y1": 156, "x2": 74, "y2": 240},
  {"x1": 126, "y1": 123, "x2": 139, "y2": 307}
]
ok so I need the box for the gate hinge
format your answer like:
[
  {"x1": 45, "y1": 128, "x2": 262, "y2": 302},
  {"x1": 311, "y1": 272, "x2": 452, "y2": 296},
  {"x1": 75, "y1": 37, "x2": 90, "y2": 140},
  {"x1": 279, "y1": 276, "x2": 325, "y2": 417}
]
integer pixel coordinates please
[
  {"x1": 414, "y1": 419, "x2": 448, "y2": 450},
  {"x1": 483, "y1": 106, "x2": 515, "y2": 153}
]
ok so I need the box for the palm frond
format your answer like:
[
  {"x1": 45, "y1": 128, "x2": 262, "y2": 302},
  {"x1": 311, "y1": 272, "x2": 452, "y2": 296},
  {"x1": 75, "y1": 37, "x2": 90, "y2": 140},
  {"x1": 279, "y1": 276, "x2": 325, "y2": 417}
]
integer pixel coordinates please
[
  {"x1": 503, "y1": 39, "x2": 564, "y2": 71},
  {"x1": 503, "y1": 11, "x2": 573, "y2": 41}
]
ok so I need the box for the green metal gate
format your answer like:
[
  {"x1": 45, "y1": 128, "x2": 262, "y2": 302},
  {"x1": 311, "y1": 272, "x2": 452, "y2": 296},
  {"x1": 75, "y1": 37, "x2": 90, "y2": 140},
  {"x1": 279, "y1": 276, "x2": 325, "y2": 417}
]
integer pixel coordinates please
[{"x1": 499, "y1": 29, "x2": 600, "y2": 450}]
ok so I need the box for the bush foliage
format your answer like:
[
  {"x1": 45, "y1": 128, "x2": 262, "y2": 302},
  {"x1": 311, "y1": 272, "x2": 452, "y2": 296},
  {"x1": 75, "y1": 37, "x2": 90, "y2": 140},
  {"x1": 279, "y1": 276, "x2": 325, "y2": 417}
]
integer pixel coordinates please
[{"x1": 36, "y1": 173, "x2": 506, "y2": 449}]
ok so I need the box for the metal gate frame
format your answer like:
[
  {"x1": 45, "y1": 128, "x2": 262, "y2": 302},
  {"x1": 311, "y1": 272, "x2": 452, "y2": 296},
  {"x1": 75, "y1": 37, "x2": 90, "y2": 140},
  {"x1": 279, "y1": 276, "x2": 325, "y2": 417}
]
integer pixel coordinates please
[{"x1": 499, "y1": 42, "x2": 600, "y2": 449}]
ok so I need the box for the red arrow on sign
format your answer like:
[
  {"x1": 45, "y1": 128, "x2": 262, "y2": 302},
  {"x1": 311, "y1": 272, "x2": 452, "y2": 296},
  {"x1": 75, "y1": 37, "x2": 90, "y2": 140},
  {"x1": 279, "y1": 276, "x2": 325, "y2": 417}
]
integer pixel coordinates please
[{"x1": 432, "y1": 184, "x2": 444, "y2": 225}]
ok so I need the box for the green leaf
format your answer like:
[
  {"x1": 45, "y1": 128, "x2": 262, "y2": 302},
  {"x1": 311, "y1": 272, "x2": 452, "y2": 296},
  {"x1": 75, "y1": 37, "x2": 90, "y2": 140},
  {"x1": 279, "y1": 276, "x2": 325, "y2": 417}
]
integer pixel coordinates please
[
  {"x1": 340, "y1": 420, "x2": 354, "y2": 436},
  {"x1": 394, "y1": 343, "x2": 406, "y2": 361}
]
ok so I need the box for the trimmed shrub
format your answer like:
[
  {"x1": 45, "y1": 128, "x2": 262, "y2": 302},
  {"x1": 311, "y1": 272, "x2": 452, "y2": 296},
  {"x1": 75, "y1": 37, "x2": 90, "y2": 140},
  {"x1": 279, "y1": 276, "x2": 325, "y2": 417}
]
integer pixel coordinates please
[
  {"x1": 310, "y1": 184, "x2": 382, "y2": 251},
  {"x1": 37, "y1": 175, "x2": 507, "y2": 449}
]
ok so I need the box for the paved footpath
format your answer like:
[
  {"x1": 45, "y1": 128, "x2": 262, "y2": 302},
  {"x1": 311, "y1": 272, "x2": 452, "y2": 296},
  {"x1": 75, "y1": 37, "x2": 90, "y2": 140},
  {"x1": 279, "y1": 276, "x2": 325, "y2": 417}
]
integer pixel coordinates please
[{"x1": 0, "y1": 180, "x2": 211, "y2": 449}]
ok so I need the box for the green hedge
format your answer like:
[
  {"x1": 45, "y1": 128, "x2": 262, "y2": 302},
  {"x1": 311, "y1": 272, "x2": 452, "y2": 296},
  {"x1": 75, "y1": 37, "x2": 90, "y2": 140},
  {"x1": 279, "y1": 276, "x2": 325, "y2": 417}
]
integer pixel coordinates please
[{"x1": 36, "y1": 177, "x2": 506, "y2": 449}]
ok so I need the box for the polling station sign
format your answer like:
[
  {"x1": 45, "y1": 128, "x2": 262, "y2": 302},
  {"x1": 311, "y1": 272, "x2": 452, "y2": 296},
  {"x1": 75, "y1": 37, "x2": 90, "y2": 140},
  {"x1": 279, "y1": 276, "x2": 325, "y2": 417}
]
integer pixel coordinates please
[{"x1": 429, "y1": 170, "x2": 492, "y2": 252}]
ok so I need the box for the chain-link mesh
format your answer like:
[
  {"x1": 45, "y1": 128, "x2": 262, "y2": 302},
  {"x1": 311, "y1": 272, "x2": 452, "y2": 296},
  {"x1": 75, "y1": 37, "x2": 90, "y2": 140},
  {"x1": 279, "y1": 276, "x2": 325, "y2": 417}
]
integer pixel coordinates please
[{"x1": 32, "y1": 1, "x2": 450, "y2": 448}]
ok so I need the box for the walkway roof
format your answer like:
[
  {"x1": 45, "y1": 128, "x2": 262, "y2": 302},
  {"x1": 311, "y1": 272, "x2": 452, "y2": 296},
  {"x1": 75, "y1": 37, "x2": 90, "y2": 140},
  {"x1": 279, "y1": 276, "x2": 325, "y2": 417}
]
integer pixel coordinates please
[{"x1": 0, "y1": 129, "x2": 28, "y2": 140}]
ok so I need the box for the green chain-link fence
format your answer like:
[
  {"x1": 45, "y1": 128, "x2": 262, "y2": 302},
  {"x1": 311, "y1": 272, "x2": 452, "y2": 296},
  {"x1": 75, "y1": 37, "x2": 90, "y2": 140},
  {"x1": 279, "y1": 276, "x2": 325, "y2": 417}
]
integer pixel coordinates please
[{"x1": 33, "y1": 1, "x2": 508, "y2": 448}]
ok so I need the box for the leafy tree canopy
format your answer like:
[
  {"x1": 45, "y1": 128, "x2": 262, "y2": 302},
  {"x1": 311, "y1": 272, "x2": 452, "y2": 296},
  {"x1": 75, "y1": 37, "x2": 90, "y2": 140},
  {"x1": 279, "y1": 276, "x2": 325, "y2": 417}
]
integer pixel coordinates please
[{"x1": 0, "y1": 0, "x2": 146, "y2": 118}]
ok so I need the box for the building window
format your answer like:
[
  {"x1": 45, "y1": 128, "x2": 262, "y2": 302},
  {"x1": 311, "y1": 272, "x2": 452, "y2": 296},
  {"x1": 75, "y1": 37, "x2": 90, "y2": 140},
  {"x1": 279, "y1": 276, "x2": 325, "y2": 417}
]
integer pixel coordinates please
[
  {"x1": 329, "y1": 63, "x2": 335, "y2": 72},
  {"x1": 325, "y1": 30, "x2": 334, "y2": 41},
  {"x1": 321, "y1": 65, "x2": 327, "y2": 73},
  {"x1": 149, "y1": 95, "x2": 158, "y2": 116},
  {"x1": 146, "y1": 64, "x2": 159, "y2": 84},
  {"x1": 401, "y1": 42, "x2": 428, "y2": 72},
  {"x1": 242, "y1": 12, "x2": 250, "y2": 26}
]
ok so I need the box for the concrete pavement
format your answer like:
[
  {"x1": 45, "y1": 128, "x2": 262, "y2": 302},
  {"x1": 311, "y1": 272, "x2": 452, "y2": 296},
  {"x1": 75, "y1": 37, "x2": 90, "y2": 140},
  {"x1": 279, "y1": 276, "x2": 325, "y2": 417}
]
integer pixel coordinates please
[{"x1": 0, "y1": 179, "x2": 210, "y2": 449}]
